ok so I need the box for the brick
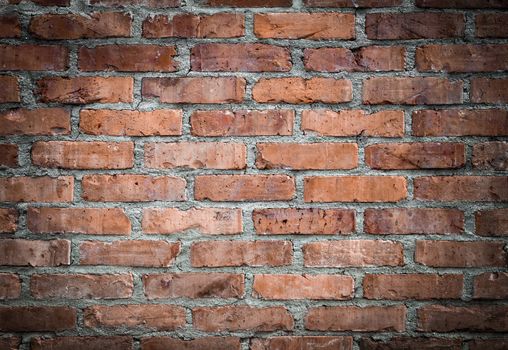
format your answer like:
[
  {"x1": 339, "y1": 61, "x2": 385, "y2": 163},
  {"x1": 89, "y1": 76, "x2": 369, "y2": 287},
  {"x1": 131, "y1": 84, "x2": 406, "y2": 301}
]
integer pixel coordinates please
[
  {"x1": 415, "y1": 240, "x2": 507, "y2": 267},
  {"x1": 251, "y1": 337, "x2": 353, "y2": 350},
  {"x1": 80, "y1": 109, "x2": 182, "y2": 136},
  {"x1": 90, "y1": 0, "x2": 179, "y2": 6},
  {"x1": 473, "y1": 142, "x2": 508, "y2": 170},
  {"x1": 256, "y1": 143, "x2": 358, "y2": 170},
  {"x1": 469, "y1": 339, "x2": 508, "y2": 350},
  {"x1": 364, "y1": 274, "x2": 463, "y2": 300},
  {"x1": 253, "y1": 274, "x2": 354, "y2": 300},
  {"x1": 476, "y1": 209, "x2": 508, "y2": 236},
  {"x1": 142, "y1": 207, "x2": 242, "y2": 235},
  {"x1": 253, "y1": 77, "x2": 352, "y2": 104},
  {"x1": 360, "y1": 337, "x2": 462, "y2": 350},
  {"x1": 417, "y1": 305, "x2": 508, "y2": 332},
  {"x1": 0, "y1": 337, "x2": 20, "y2": 350},
  {"x1": 305, "y1": 306, "x2": 406, "y2": 332},
  {"x1": 85, "y1": 304, "x2": 185, "y2": 330},
  {"x1": 31, "y1": 337, "x2": 133, "y2": 350},
  {"x1": 28, "y1": 207, "x2": 131, "y2": 235},
  {"x1": 30, "y1": 12, "x2": 131, "y2": 39},
  {"x1": 143, "y1": 273, "x2": 244, "y2": 299},
  {"x1": 79, "y1": 45, "x2": 177, "y2": 72},
  {"x1": 0, "y1": 108, "x2": 70, "y2": 135},
  {"x1": 364, "y1": 208, "x2": 464, "y2": 235},
  {"x1": 32, "y1": 141, "x2": 134, "y2": 169},
  {"x1": 143, "y1": 13, "x2": 244, "y2": 38},
  {"x1": 417, "y1": 45, "x2": 508, "y2": 72},
  {"x1": 414, "y1": 176, "x2": 508, "y2": 201},
  {"x1": 191, "y1": 110, "x2": 293, "y2": 136},
  {"x1": 476, "y1": 13, "x2": 508, "y2": 38},
  {"x1": 0, "y1": 273, "x2": 20, "y2": 299},
  {"x1": 30, "y1": 274, "x2": 133, "y2": 299},
  {"x1": 143, "y1": 77, "x2": 245, "y2": 103},
  {"x1": 366, "y1": 13, "x2": 464, "y2": 39},
  {"x1": 145, "y1": 142, "x2": 246, "y2": 169},
  {"x1": 193, "y1": 306, "x2": 293, "y2": 332},
  {"x1": 0, "y1": 45, "x2": 68, "y2": 71},
  {"x1": 141, "y1": 337, "x2": 240, "y2": 350},
  {"x1": 0, "y1": 144, "x2": 17, "y2": 167},
  {"x1": 191, "y1": 43, "x2": 290, "y2": 72},
  {"x1": 195, "y1": 175, "x2": 295, "y2": 201},
  {"x1": 38, "y1": 77, "x2": 133, "y2": 104},
  {"x1": 200, "y1": 0, "x2": 291, "y2": 6},
  {"x1": 471, "y1": 78, "x2": 508, "y2": 103},
  {"x1": 80, "y1": 240, "x2": 180, "y2": 267},
  {"x1": 304, "y1": 176, "x2": 407, "y2": 202},
  {"x1": 474, "y1": 272, "x2": 508, "y2": 299},
  {"x1": 191, "y1": 240, "x2": 292, "y2": 267},
  {"x1": 254, "y1": 13, "x2": 355, "y2": 39},
  {"x1": 363, "y1": 77, "x2": 463, "y2": 105},
  {"x1": 305, "y1": 0, "x2": 401, "y2": 7},
  {"x1": 365, "y1": 143, "x2": 465, "y2": 169},
  {"x1": 413, "y1": 109, "x2": 508, "y2": 136},
  {"x1": 253, "y1": 208, "x2": 355, "y2": 235},
  {"x1": 0, "y1": 239, "x2": 70, "y2": 266},
  {"x1": 302, "y1": 110, "x2": 404, "y2": 137},
  {"x1": 0, "y1": 76, "x2": 19, "y2": 103},
  {"x1": 0, "y1": 15, "x2": 21, "y2": 38},
  {"x1": 304, "y1": 46, "x2": 404, "y2": 72},
  {"x1": 82, "y1": 175, "x2": 186, "y2": 202},
  {"x1": 0, "y1": 208, "x2": 17, "y2": 233},
  {"x1": 304, "y1": 240, "x2": 404, "y2": 267},
  {"x1": 0, "y1": 307, "x2": 76, "y2": 332},
  {"x1": 416, "y1": 0, "x2": 508, "y2": 8},
  {"x1": 0, "y1": 176, "x2": 73, "y2": 202}
]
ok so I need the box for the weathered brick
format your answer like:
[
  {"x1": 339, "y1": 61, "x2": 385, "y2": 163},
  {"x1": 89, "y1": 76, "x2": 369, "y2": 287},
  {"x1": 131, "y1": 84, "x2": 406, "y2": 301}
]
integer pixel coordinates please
[
  {"x1": 472, "y1": 142, "x2": 508, "y2": 170},
  {"x1": 471, "y1": 78, "x2": 508, "y2": 103},
  {"x1": 475, "y1": 209, "x2": 508, "y2": 236},
  {"x1": 0, "y1": 15, "x2": 20, "y2": 38},
  {"x1": 476, "y1": 13, "x2": 508, "y2": 38},
  {"x1": 141, "y1": 337, "x2": 240, "y2": 350},
  {"x1": 416, "y1": 0, "x2": 508, "y2": 8},
  {"x1": 200, "y1": 0, "x2": 291, "y2": 6},
  {"x1": 360, "y1": 337, "x2": 462, "y2": 350},
  {"x1": 0, "y1": 144, "x2": 17, "y2": 167},
  {"x1": 0, "y1": 273, "x2": 21, "y2": 299},
  {"x1": 0, "y1": 176, "x2": 73, "y2": 202},
  {"x1": 305, "y1": 0, "x2": 401, "y2": 6},
  {"x1": 0, "y1": 108, "x2": 70, "y2": 136},
  {"x1": 0, "y1": 76, "x2": 19, "y2": 103},
  {"x1": 474, "y1": 272, "x2": 508, "y2": 299},
  {"x1": 0, "y1": 208, "x2": 17, "y2": 233},
  {"x1": 0, "y1": 45, "x2": 68, "y2": 71},
  {"x1": 0, "y1": 307, "x2": 76, "y2": 332},
  {"x1": 414, "y1": 176, "x2": 508, "y2": 201},
  {"x1": 469, "y1": 339, "x2": 508, "y2": 350},
  {"x1": 31, "y1": 337, "x2": 133, "y2": 350},
  {"x1": 0, "y1": 337, "x2": 19, "y2": 350},
  {"x1": 251, "y1": 337, "x2": 353, "y2": 350},
  {"x1": 0, "y1": 239, "x2": 70, "y2": 266}
]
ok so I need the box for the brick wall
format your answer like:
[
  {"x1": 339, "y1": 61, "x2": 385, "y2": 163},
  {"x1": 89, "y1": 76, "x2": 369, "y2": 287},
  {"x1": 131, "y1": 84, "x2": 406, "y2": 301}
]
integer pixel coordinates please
[{"x1": 0, "y1": 0, "x2": 507, "y2": 349}]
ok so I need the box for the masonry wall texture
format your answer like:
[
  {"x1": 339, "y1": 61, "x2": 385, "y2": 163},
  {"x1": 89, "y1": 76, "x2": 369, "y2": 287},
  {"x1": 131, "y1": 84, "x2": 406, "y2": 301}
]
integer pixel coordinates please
[{"x1": 0, "y1": 0, "x2": 507, "y2": 349}]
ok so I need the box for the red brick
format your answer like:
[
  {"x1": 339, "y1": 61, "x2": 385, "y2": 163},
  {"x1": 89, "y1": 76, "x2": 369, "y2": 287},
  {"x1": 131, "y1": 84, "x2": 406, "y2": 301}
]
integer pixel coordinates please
[
  {"x1": 0, "y1": 76, "x2": 19, "y2": 103},
  {"x1": 145, "y1": 142, "x2": 246, "y2": 169},
  {"x1": 415, "y1": 240, "x2": 507, "y2": 267},
  {"x1": 191, "y1": 110, "x2": 293, "y2": 136},
  {"x1": 366, "y1": 13, "x2": 464, "y2": 39},
  {"x1": 143, "y1": 273, "x2": 244, "y2": 299},
  {"x1": 253, "y1": 274, "x2": 354, "y2": 300},
  {"x1": 141, "y1": 337, "x2": 240, "y2": 350},
  {"x1": 143, "y1": 77, "x2": 245, "y2": 103},
  {"x1": 143, "y1": 13, "x2": 244, "y2": 38},
  {"x1": 254, "y1": 13, "x2": 355, "y2": 39},
  {"x1": 364, "y1": 208, "x2": 464, "y2": 235},
  {"x1": 305, "y1": 306, "x2": 406, "y2": 332},
  {"x1": 0, "y1": 45, "x2": 68, "y2": 71},
  {"x1": 28, "y1": 207, "x2": 130, "y2": 235},
  {"x1": 363, "y1": 274, "x2": 463, "y2": 300},
  {"x1": 413, "y1": 109, "x2": 508, "y2": 136},
  {"x1": 305, "y1": 46, "x2": 404, "y2": 72},
  {"x1": 143, "y1": 207, "x2": 242, "y2": 235},
  {"x1": 80, "y1": 240, "x2": 180, "y2": 267},
  {"x1": 0, "y1": 208, "x2": 17, "y2": 233},
  {"x1": 302, "y1": 110, "x2": 404, "y2": 137},
  {"x1": 0, "y1": 144, "x2": 17, "y2": 167},
  {"x1": 30, "y1": 12, "x2": 131, "y2": 39},
  {"x1": 91, "y1": 0, "x2": 179, "y2": 6},
  {"x1": 364, "y1": 77, "x2": 463, "y2": 105},
  {"x1": 304, "y1": 176, "x2": 407, "y2": 202},
  {"x1": 476, "y1": 209, "x2": 508, "y2": 236},
  {"x1": 38, "y1": 77, "x2": 133, "y2": 104},
  {"x1": 360, "y1": 337, "x2": 462, "y2": 350},
  {"x1": 251, "y1": 337, "x2": 353, "y2": 350},
  {"x1": 80, "y1": 109, "x2": 182, "y2": 136},
  {"x1": 0, "y1": 337, "x2": 20, "y2": 350},
  {"x1": 193, "y1": 306, "x2": 293, "y2": 332},
  {"x1": 471, "y1": 78, "x2": 508, "y2": 103},
  {"x1": 84, "y1": 304, "x2": 185, "y2": 330},
  {"x1": 195, "y1": 175, "x2": 295, "y2": 201},
  {"x1": 31, "y1": 337, "x2": 133, "y2": 350},
  {"x1": 474, "y1": 272, "x2": 508, "y2": 299},
  {"x1": 417, "y1": 305, "x2": 508, "y2": 332},
  {"x1": 476, "y1": 13, "x2": 508, "y2": 38},
  {"x1": 32, "y1": 141, "x2": 134, "y2": 169},
  {"x1": 414, "y1": 176, "x2": 508, "y2": 201},
  {"x1": 0, "y1": 108, "x2": 70, "y2": 136},
  {"x1": 191, "y1": 240, "x2": 292, "y2": 267},
  {"x1": 0, "y1": 273, "x2": 20, "y2": 299},
  {"x1": 365, "y1": 142, "x2": 465, "y2": 169},
  {"x1": 473, "y1": 142, "x2": 508, "y2": 170},
  {"x1": 256, "y1": 143, "x2": 358, "y2": 170},
  {"x1": 469, "y1": 339, "x2": 508, "y2": 350},
  {"x1": 416, "y1": 0, "x2": 508, "y2": 8},
  {"x1": 0, "y1": 176, "x2": 73, "y2": 202},
  {"x1": 417, "y1": 45, "x2": 508, "y2": 72},
  {"x1": 253, "y1": 208, "x2": 355, "y2": 235},
  {"x1": 304, "y1": 240, "x2": 404, "y2": 267},
  {"x1": 0, "y1": 239, "x2": 70, "y2": 266},
  {"x1": 201, "y1": 0, "x2": 291, "y2": 6},
  {"x1": 0, "y1": 15, "x2": 20, "y2": 38},
  {"x1": 30, "y1": 274, "x2": 133, "y2": 299},
  {"x1": 305, "y1": 0, "x2": 401, "y2": 6},
  {"x1": 0, "y1": 307, "x2": 76, "y2": 332},
  {"x1": 253, "y1": 77, "x2": 352, "y2": 104},
  {"x1": 82, "y1": 174, "x2": 186, "y2": 202}
]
